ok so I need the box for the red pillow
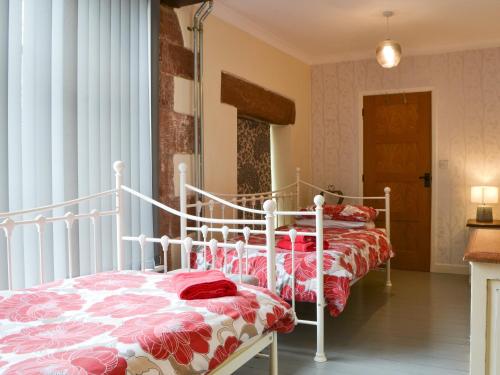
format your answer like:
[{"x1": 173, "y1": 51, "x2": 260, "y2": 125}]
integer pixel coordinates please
[{"x1": 323, "y1": 204, "x2": 378, "y2": 222}]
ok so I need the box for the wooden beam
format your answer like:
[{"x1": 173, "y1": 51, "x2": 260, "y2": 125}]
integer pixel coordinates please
[
  {"x1": 221, "y1": 72, "x2": 296, "y2": 125},
  {"x1": 160, "y1": 0, "x2": 204, "y2": 8}
]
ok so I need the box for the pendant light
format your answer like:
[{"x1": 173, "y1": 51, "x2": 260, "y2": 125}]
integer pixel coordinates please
[{"x1": 376, "y1": 11, "x2": 402, "y2": 68}]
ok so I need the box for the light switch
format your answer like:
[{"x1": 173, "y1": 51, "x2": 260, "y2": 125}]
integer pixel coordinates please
[{"x1": 439, "y1": 160, "x2": 449, "y2": 169}]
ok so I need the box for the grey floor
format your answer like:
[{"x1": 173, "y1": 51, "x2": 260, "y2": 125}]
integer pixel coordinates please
[{"x1": 237, "y1": 270, "x2": 470, "y2": 375}]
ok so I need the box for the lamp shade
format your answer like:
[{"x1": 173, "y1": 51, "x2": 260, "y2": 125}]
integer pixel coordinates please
[
  {"x1": 376, "y1": 39, "x2": 402, "y2": 68},
  {"x1": 471, "y1": 186, "x2": 498, "y2": 204}
]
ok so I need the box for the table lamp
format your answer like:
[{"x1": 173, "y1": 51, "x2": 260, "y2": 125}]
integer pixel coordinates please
[{"x1": 471, "y1": 186, "x2": 498, "y2": 222}]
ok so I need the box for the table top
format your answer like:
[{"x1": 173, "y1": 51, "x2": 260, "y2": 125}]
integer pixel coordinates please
[
  {"x1": 466, "y1": 219, "x2": 500, "y2": 228},
  {"x1": 464, "y1": 228, "x2": 500, "y2": 263}
]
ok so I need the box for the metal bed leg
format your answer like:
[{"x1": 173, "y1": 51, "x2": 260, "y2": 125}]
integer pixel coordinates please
[
  {"x1": 314, "y1": 301, "x2": 327, "y2": 362},
  {"x1": 269, "y1": 332, "x2": 278, "y2": 375},
  {"x1": 386, "y1": 259, "x2": 392, "y2": 287},
  {"x1": 314, "y1": 195, "x2": 327, "y2": 363}
]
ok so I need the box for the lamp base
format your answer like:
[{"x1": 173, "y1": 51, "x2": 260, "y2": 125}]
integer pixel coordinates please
[{"x1": 476, "y1": 206, "x2": 493, "y2": 222}]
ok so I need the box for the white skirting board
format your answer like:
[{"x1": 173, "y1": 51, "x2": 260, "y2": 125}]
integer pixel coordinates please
[{"x1": 431, "y1": 263, "x2": 470, "y2": 275}]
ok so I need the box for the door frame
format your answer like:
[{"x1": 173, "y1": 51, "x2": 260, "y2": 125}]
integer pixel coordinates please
[{"x1": 357, "y1": 87, "x2": 444, "y2": 274}]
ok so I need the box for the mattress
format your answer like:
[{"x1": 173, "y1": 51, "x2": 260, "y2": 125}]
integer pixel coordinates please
[
  {"x1": 0, "y1": 271, "x2": 295, "y2": 374},
  {"x1": 191, "y1": 226, "x2": 393, "y2": 317}
]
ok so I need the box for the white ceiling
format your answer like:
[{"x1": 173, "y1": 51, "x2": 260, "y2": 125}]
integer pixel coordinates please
[{"x1": 213, "y1": 0, "x2": 500, "y2": 65}]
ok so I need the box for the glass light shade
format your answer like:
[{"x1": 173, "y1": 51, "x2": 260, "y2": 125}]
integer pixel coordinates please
[
  {"x1": 376, "y1": 39, "x2": 402, "y2": 68},
  {"x1": 471, "y1": 186, "x2": 498, "y2": 204}
]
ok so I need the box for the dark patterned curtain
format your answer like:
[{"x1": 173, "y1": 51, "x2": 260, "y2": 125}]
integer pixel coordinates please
[{"x1": 237, "y1": 117, "x2": 271, "y2": 194}]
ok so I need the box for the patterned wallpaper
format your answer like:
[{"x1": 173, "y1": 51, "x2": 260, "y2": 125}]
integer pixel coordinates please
[
  {"x1": 237, "y1": 117, "x2": 272, "y2": 195},
  {"x1": 311, "y1": 47, "x2": 500, "y2": 268}
]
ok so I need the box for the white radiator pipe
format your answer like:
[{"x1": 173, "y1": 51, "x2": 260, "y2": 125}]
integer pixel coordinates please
[{"x1": 193, "y1": 1, "x2": 213, "y2": 191}]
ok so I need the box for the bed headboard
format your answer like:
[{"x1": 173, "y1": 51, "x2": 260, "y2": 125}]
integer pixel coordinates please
[{"x1": 180, "y1": 166, "x2": 391, "y2": 240}]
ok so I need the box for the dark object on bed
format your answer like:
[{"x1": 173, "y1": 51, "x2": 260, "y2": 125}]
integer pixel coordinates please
[{"x1": 321, "y1": 185, "x2": 344, "y2": 204}]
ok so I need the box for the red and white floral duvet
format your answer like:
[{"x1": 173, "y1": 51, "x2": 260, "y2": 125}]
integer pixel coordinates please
[
  {"x1": 192, "y1": 227, "x2": 393, "y2": 317},
  {"x1": 0, "y1": 271, "x2": 295, "y2": 374}
]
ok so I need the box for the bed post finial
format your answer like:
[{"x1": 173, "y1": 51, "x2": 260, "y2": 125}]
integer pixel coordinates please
[
  {"x1": 179, "y1": 163, "x2": 188, "y2": 269},
  {"x1": 114, "y1": 161, "x2": 125, "y2": 271},
  {"x1": 314, "y1": 194, "x2": 327, "y2": 362},
  {"x1": 178, "y1": 162, "x2": 187, "y2": 173},
  {"x1": 113, "y1": 160, "x2": 124, "y2": 175},
  {"x1": 314, "y1": 194, "x2": 324, "y2": 208},
  {"x1": 263, "y1": 199, "x2": 276, "y2": 294},
  {"x1": 263, "y1": 199, "x2": 275, "y2": 213}
]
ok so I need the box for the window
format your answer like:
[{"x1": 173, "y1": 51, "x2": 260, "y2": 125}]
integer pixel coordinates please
[{"x1": 0, "y1": 0, "x2": 153, "y2": 289}]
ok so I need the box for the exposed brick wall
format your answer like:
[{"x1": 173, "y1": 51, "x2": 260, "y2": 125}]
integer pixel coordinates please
[{"x1": 158, "y1": 5, "x2": 194, "y2": 249}]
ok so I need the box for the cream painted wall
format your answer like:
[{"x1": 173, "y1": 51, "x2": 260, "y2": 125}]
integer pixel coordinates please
[
  {"x1": 311, "y1": 47, "x2": 500, "y2": 273},
  {"x1": 202, "y1": 15, "x2": 311, "y2": 201}
]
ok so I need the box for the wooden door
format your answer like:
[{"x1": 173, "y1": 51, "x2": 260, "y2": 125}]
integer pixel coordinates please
[{"x1": 363, "y1": 92, "x2": 431, "y2": 272}]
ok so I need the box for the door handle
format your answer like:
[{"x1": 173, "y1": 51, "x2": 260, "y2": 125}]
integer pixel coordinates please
[{"x1": 418, "y1": 172, "x2": 432, "y2": 188}]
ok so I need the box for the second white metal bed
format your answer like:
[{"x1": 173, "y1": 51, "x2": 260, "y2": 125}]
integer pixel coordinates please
[{"x1": 179, "y1": 165, "x2": 392, "y2": 363}]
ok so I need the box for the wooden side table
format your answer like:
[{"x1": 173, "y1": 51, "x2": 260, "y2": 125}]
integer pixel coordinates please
[{"x1": 467, "y1": 219, "x2": 500, "y2": 229}]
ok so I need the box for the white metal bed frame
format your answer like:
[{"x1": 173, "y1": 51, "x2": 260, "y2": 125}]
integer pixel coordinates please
[
  {"x1": 0, "y1": 161, "x2": 286, "y2": 375},
  {"x1": 180, "y1": 166, "x2": 392, "y2": 363}
]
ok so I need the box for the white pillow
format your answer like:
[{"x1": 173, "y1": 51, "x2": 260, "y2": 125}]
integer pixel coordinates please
[{"x1": 295, "y1": 219, "x2": 375, "y2": 229}]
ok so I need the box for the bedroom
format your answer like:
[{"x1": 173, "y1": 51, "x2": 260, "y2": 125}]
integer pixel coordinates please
[{"x1": 0, "y1": 0, "x2": 499, "y2": 374}]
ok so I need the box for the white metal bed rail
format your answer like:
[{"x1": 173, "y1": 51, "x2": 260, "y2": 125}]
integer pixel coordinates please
[
  {"x1": 0, "y1": 190, "x2": 117, "y2": 290},
  {"x1": 185, "y1": 176, "x2": 298, "y2": 228},
  {"x1": 194, "y1": 167, "x2": 391, "y2": 217},
  {"x1": 116, "y1": 161, "x2": 279, "y2": 295}
]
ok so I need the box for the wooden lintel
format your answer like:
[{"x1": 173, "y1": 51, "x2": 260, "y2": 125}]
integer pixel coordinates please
[{"x1": 221, "y1": 72, "x2": 296, "y2": 125}]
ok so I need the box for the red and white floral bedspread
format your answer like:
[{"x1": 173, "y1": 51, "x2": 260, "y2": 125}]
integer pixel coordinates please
[
  {"x1": 0, "y1": 271, "x2": 295, "y2": 374},
  {"x1": 192, "y1": 227, "x2": 393, "y2": 317}
]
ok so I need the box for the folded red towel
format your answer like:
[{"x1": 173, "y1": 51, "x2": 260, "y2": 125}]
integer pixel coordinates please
[
  {"x1": 293, "y1": 235, "x2": 315, "y2": 244},
  {"x1": 172, "y1": 270, "x2": 237, "y2": 300},
  {"x1": 277, "y1": 239, "x2": 330, "y2": 252}
]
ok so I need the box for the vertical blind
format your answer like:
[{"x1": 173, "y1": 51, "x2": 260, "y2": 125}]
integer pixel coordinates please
[{"x1": 0, "y1": 0, "x2": 154, "y2": 290}]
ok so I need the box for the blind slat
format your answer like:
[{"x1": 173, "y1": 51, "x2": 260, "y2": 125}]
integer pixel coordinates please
[
  {"x1": 77, "y1": 0, "x2": 91, "y2": 277},
  {"x1": 120, "y1": 0, "x2": 133, "y2": 269},
  {"x1": 130, "y1": 0, "x2": 140, "y2": 270},
  {"x1": 7, "y1": 0, "x2": 25, "y2": 289},
  {"x1": 0, "y1": 0, "x2": 9, "y2": 289},
  {"x1": 51, "y1": 0, "x2": 78, "y2": 281},
  {"x1": 99, "y1": 0, "x2": 112, "y2": 272}
]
